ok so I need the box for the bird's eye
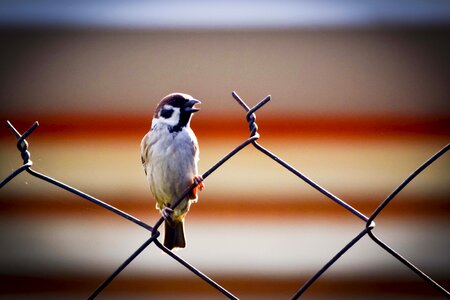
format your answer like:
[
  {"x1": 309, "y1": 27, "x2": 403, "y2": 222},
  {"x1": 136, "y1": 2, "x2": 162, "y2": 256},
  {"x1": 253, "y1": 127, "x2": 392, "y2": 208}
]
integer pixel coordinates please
[{"x1": 160, "y1": 108, "x2": 174, "y2": 119}]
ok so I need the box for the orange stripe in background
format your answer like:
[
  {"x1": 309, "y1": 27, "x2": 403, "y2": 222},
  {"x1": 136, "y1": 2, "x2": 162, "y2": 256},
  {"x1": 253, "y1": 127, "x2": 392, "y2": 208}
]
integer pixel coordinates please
[
  {"x1": 1, "y1": 195, "x2": 448, "y2": 220},
  {"x1": 2, "y1": 113, "x2": 449, "y2": 139},
  {"x1": 0, "y1": 274, "x2": 448, "y2": 297}
]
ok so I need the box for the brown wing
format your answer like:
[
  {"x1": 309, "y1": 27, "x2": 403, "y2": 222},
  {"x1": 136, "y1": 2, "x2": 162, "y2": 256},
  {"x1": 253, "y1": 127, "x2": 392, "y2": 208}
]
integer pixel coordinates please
[
  {"x1": 141, "y1": 154, "x2": 147, "y2": 175},
  {"x1": 140, "y1": 132, "x2": 151, "y2": 176}
]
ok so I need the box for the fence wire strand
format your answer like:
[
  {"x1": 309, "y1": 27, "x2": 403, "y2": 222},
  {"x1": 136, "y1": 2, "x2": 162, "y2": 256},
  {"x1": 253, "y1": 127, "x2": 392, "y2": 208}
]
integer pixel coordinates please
[{"x1": 1, "y1": 92, "x2": 449, "y2": 299}]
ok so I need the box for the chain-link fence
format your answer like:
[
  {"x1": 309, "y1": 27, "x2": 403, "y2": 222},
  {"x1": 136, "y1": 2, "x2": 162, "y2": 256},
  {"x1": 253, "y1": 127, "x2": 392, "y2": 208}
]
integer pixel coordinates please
[{"x1": 1, "y1": 92, "x2": 449, "y2": 299}]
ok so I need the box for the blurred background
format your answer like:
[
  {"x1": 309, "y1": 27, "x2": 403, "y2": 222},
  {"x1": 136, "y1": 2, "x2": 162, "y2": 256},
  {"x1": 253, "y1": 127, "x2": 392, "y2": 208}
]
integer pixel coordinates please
[{"x1": 0, "y1": 1, "x2": 449, "y2": 299}]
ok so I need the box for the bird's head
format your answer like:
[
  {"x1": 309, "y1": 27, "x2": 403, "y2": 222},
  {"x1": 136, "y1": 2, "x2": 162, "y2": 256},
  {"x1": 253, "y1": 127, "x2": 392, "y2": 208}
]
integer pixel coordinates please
[{"x1": 151, "y1": 93, "x2": 201, "y2": 131}]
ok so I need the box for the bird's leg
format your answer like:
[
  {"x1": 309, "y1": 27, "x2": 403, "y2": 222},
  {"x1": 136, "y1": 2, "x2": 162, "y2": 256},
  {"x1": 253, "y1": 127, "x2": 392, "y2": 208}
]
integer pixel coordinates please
[
  {"x1": 194, "y1": 175, "x2": 205, "y2": 190},
  {"x1": 161, "y1": 207, "x2": 174, "y2": 224},
  {"x1": 191, "y1": 175, "x2": 205, "y2": 198}
]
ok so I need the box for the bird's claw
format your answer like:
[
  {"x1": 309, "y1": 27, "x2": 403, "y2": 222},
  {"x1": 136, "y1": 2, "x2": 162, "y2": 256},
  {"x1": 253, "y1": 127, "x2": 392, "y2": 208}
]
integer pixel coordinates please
[
  {"x1": 194, "y1": 175, "x2": 205, "y2": 191},
  {"x1": 191, "y1": 175, "x2": 204, "y2": 198},
  {"x1": 162, "y1": 207, "x2": 174, "y2": 223}
]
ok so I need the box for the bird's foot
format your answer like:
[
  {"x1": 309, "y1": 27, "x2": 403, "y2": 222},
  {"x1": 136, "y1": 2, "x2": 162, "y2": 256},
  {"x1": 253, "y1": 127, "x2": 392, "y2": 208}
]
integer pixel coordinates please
[
  {"x1": 194, "y1": 175, "x2": 205, "y2": 190},
  {"x1": 161, "y1": 207, "x2": 174, "y2": 223},
  {"x1": 191, "y1": 175, "x2": 205, "y2": 198}
]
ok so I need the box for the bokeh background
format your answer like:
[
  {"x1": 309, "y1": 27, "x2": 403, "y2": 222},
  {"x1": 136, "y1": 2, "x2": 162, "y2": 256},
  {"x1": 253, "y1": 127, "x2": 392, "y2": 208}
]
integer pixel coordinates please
[{"x1": 1, "y1": 1, "x2": 449, "y2": 299}]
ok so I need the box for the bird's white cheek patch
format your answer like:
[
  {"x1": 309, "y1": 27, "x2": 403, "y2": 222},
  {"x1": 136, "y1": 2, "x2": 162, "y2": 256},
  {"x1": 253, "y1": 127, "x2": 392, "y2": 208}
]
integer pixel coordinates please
[{"x1": 152, "y1": 107, "x2": 181, "y2": 128}]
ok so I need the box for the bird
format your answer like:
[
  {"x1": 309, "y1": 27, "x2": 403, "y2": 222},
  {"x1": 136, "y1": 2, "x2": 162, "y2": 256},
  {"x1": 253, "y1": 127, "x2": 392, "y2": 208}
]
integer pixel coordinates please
[{"x1": 141, "y1": 93, "x2": 204, "y2": 250}]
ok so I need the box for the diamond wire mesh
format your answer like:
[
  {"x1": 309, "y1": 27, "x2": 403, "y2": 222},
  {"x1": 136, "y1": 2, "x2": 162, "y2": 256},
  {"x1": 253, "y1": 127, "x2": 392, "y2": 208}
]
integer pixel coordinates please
[{"x1": 1, "y1": 91, "x2": 449, "y2": 299}]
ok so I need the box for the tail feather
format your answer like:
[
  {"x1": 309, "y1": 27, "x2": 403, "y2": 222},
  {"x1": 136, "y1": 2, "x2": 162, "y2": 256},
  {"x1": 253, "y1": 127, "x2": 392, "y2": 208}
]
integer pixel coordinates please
[{"x1": 164, "y1": 220, "x2": 186, "y2": 250}]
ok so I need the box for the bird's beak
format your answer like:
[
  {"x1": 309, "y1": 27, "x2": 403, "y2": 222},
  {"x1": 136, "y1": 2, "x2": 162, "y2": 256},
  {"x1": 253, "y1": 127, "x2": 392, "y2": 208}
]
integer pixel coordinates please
[{"x1": 184, "y1": 99, "x2": 201, "y2": 113}]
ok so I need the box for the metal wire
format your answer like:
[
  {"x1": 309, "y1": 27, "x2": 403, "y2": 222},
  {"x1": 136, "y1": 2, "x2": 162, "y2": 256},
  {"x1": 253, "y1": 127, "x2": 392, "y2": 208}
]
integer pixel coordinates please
[{"x1": 1, "y1": 92, "x2": 449, "y2": 299}]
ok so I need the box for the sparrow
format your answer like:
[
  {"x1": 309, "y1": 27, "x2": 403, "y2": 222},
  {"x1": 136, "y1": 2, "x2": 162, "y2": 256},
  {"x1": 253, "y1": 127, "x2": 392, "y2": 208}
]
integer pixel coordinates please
[{"x1": 140, "y1": 93, "x2": 204, "y2": 250}]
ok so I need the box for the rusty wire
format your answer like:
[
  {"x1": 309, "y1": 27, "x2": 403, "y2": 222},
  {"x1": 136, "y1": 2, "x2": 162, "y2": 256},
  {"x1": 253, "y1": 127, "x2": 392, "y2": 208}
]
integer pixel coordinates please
[{"x1": 1, "y1": 92, "x2": 449, "y2": 299}]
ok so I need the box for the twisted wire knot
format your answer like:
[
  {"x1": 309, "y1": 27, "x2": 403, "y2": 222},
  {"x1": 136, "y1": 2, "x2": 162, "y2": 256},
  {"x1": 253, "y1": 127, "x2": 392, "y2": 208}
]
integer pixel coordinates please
[
  {"x1": 18, "y1": 138, "x2": 31, "y2": 164},
  {"x1": 246, "y1": 111, "x2": 259, "y2": 138},
  {"x1": 8, "y1": 120, "x2": 39, "y2": 166},
  {"x1": 232, "y1": 91, "x2": 271, "y2": 139},
  {"x1": 0, "y1": 121, "x2": 39, "y2": 188}
]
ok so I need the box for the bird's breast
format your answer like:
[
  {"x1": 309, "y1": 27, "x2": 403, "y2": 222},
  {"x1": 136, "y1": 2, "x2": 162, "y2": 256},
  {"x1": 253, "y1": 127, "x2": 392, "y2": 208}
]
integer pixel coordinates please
[{"x1": 147, "y1": 128, "x2": 198, "y2": 207}]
